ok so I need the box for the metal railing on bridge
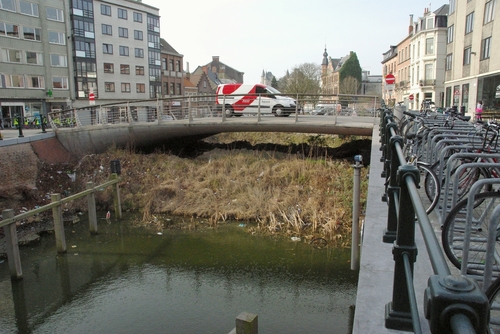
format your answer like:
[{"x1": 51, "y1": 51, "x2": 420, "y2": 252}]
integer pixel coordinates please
[
  {"x1": 44, "y1": 94, "x2": 379, "y2": 130},
  {"x1": 378, "y1": 104, "x2": 490, "y2": 334}
]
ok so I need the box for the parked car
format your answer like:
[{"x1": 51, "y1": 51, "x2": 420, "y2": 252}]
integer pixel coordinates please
[{"x1": 311, "y1": 107, "x2": 334, "y2": 115}]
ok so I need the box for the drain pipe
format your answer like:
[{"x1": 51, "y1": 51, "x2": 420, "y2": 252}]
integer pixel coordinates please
[{"x1": 351, "y1": 155, "x2": 363, "y2": 270}]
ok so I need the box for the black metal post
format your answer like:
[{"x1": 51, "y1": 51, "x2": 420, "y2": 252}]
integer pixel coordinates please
[
  {"x1": 385, "y1": 164, "x2": 419, "y2": 331},
  {"x1": 383, "y1": 135, "x2": 403, "y2": 243},
  {"x1": 17, "y1": 113, "x2": 24, "y2": 138}
]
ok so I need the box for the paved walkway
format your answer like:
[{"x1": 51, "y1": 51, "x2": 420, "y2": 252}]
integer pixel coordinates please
[
  {"x1": 0, "y1": 128, "x2": 54, "y2": 146},
  {"x1": 352, "y1": 124, "x2": 439, "y2": 333}
]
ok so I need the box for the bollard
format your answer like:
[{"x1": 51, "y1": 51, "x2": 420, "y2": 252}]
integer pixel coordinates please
[
  {"x1": 111, "y1": 173, "x2": 122, "y2": 219},
  {"x1": 87, "y1": 182, "x2": 98, "y2": 234},
  {"x1": 351, "y1": 155, "x2": 363, "y2": 270},
  {"x1": 3, "y1": 209, "x2": 23, "y2": 280},
  {"x1": 229, "y1": 312, "x2": 258, "y2": 334},
  {"x1": 52, "y1": 193, "x2": 67, "y2": 253}
]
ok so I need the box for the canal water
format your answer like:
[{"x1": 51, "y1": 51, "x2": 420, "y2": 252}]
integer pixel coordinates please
[{"x1": 0, "y1": 213, "x2": 358, "y2": 333}]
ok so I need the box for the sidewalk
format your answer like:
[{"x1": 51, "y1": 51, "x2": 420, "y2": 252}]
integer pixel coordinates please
[
  {"x1": 352, "y1": 124, "x2": 435, "y2": 333},
  {"x1": 0, "y1": 128, "x2": 54, "y2": 147}
]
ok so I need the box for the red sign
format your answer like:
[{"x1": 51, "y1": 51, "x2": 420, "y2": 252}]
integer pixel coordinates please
[
  {"x1": 409, "y1": 94, "x2": 414, "y2": 101},
  {"x1": 385, "y1": 74, "x2": 395, "y2": 85},
  {"x1": 89, "y1": 92, "x2": 95, "y2": 101}
]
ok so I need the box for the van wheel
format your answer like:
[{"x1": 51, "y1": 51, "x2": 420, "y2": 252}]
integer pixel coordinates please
[
  {"x1": 273, "y1": 106, "x2": 284, "y2": 117},
  {"x1": 224, "y1": 106, "x2": 233, "y2": 117}
]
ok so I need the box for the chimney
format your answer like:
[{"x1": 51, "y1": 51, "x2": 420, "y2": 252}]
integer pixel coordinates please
[{"x1": 409, "y1": 14, "x2": 414, "y2": 35}]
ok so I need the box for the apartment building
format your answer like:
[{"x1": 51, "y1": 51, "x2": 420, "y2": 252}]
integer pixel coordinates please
[
  {"x1": 160, "y1": 38, "x2": 183, "y2": 97},
  {"x1": 445, "y1": 0, "x2": 499, "y2": 116},
  {"x1": 73, "y1": 0, "x2": 161, "y2": 108},
  {"x1": 0, "y1": 0, "x2": 70, "y2": 127},
  {"x1": 382, "y1": 5, "x2": 449, "y2": 109},
  {"x1": 410, "y1": 5, "x2": 449, "y2": 109}
]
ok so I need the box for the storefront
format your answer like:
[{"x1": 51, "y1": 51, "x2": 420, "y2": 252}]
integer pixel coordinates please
[{"x1": 477, "y1": 73, "x2": 500, "y2": 114}]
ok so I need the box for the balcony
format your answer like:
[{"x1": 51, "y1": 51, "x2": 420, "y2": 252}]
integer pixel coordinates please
[{"x1": 419, "y1": 79, "x2": 436, "y2": 87}]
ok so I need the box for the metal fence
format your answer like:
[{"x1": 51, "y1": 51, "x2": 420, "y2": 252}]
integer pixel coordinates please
[
  {"x1": 45, "y1": 94, "x2": 379, "y2": 130},
  {"x1": 379, "y1": 104, "x2": 489, "y2": 334}
]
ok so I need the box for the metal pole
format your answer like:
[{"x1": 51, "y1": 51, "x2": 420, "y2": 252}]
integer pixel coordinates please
[{"x1": 351, "y1": 155, "x2": 363, "y2": 270}]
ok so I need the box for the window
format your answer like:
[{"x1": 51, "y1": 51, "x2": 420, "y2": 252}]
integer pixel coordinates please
[
  {"x1": 105, "y1": 82, "x2": 115, "y2": 92},
  {"x1": 101, "y1": 4, "x2": 111, "y2": 16},
  {"x1": 5, "y1": 75, "x2": 24, "y2": 87},
  {"x1": 26, "y1": 75, "x2": 44, "y2": 88},
  {"x1": 102, "y1": 24, "x2": 112, "y2": 35},
  {"x1": 177, "y1": 83, "x2": 181, "y2": 96},
  {"x1": 169, "y1": 59, "x2": 174, "y2": 71},
  {"x1": 46, "y1": 7, "x2": 64, "y2": 21},
  {"x1": 134, "y1": 48, "x2": 144, "y2": 58},
  {"x1": 481, "y1": 37, "x2": 491, "y2": 59},
  {"x1": 465, "y1": 12, "x2": 474, "y2": 34},
  {"x1": 121, "y1": 83, "x2": 130, "y2": 92},
  {"x1": 3, "y1": 49, "x2": 22, "y2": 62},
  {"x1": 447, "y1": 25, "x2": 454, "y2": 43},
  {"x1": 103, "y1": 43, "x2": 113, "y2": 54},
  {"x1": 52, "y1": 77, "x2": 68, "y2": 89},
  {"x1": 0, "y1": 22, "x2": 19, "y2": 38},
  {"x1": 119, "y1": 46, "x2": 129, "y2": 56},
  {"x1": 175, "y1": 60, "x2": 181, "y2": 72},
  {"x1": 133, "y1": 12, "x2": 142, "y2": 22},
  {"x1": 136, "y1": 83, "x2": 145, "y2": 93},
  {"x1": 0, "y1": 0, "x2": 15, "y2": 11},
  {"x1": 484, "y1": 0, "x2": 496, "y2": 24},
  {"x1": 118, "y1": 27, "x2": 128, "y2": 38},
  {"x1": 446, "y1": 53, "x2": 453, "y2": 70},
  {"x1": 72, "y1": 0, "x2": 93, "y2": 18},
  {"x1": 427, "y1": 18, "x2": 434, "y2": 29},
  {"x1": 50, "y1": 54, "x2": 67, "y2": 67},
  {"x1": 169, "y1": 82, "x2": 174, "y2": 95},
  {"x1": 120, "y1": 64, "x2": 130, "y2": 74},
  {"x1": 425, "y1": 38, "x2": 434, "y2": 55},
  {"x1": 118, "y1": 8, "x2": 127, "y2": 19},
  {"x1": 48, "y1": 31, "x2": 65, "y2": 45},
  {"x1": 134, "y1": 30, "x2": 143, "y2": 40},
  {"x1": 20, "y1": 1, "x2": 38, "y2": 16},
  {"x1": 23, "y1": 27, "x2": 41, "y2": 41},
  {"x1": 73, "y1": 19, "x2": 94, "y2": 37},
  {"x1": 463, "y1": 47, "x2": 471, "y2": 65},
  {"x1": 136, "y1": 66, "x2": 144, "y2": 75},
  {"x1": 449, "y1": 0, "x2": 456, "y2": 14},
  {"x1": 104, "y1": 63, "x2": 114, "y2": 73},
  {"x1": 74, "y1": 40, "x2": 95, "y2": 57},
  {"x1": 26, "y1": 51, "x2": 43, "y2": 65},
  {"x1": 424, "y1": 64, "x2": 433, "y2": 81}
]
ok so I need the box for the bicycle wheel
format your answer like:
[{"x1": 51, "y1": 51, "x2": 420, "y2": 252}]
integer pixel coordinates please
[
  {"x1": 417, "y1": 162, "x2": 439, "y2": 214},
  {"x1": 441, "y1": 191, "x2": 500, "y2": 275},
  {"x1": 487, "y1": 276, "x2": 500, "y2": 333}
]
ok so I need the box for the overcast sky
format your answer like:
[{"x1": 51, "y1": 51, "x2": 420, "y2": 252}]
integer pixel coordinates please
[{"x1": 146, "y1": 0, "x2": 444, "y2": 84}]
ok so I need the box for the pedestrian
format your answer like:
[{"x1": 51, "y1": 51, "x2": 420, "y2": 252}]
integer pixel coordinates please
[{"x1": 476, "y1": 100, "x2": 483, "y2": 122}]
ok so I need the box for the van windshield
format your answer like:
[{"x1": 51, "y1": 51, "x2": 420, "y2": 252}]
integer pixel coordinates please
[{"x1": 266, "y1": 86, "x2": 282, "y2": 95}]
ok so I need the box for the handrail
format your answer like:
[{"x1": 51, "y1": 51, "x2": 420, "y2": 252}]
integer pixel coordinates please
[
  {"x1": 380, "y1": 107, "x2": 489, "y2": 334},
  {"x1": 0, "y1": 176, "x2": 120, "y2": 228}
]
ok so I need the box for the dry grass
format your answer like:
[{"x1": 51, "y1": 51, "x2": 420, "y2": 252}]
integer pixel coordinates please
[{"x1": 72, "y1": 133, "x2": 369, "y2": 247}]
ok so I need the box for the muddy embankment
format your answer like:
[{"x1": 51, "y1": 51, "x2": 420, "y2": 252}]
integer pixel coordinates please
[{"x1": 0, "y1": 133, "x2": 371, "y2": 255}]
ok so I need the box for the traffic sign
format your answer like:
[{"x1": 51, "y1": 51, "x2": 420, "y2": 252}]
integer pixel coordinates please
[
  {"x1": 385, "y1": 73, "x2": 395, "y2": 85},
  {"x1": 409, "y1": 94, "x2": 414, "y2": 101},
  {"x1": 89, "y1": 90, "x2": 95, "y2": 105}
]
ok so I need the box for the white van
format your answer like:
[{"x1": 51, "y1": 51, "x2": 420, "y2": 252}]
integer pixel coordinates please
[{"x1": 216, "y1": 83, "x2": 297, "y2": 117}]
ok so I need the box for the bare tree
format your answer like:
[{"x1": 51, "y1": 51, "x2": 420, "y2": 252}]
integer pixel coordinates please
[
  {"x1": 340, "y1": 76, "x2": 360, "y2": 95},
  {"x1": 278, "y1": 63, "x2": 321, "y2": 106}
]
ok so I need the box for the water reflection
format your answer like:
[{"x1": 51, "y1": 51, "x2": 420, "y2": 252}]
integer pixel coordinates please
[{"x1": 0, "y1": 213, "x2": 358, "y2": 333}]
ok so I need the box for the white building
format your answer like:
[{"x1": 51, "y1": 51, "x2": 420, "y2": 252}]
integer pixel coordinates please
[{"x1": 408, "y1": 5, "x2": 449, "y2": 110}]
